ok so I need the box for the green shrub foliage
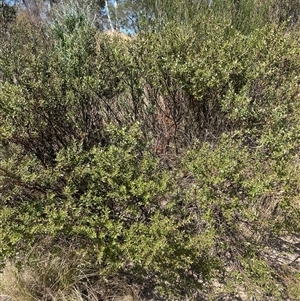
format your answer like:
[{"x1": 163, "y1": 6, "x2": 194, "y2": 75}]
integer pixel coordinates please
[{"x1": 1, "y1": 1, "x2": 300, "y2": 299}]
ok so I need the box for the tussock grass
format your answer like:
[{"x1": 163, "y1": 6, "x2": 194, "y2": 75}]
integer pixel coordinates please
[{"x1": 0, "y1": 242, "x2": 140, "y2": 301}]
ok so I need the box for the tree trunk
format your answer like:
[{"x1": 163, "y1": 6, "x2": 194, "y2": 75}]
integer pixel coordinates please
[{"x1": 22, "y1": 0, "x2": 39, "y2": 17}]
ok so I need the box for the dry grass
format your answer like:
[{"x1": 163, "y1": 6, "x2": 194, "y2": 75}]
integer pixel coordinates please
[
  {"x1": 0, "y1": 241, "x2": 141, "y2": 301},
  {"x1": 1, "y1": 234, "x2": 299, "y2": 301},
  {"x1": 0, "y1": 261, "x2": 140, "y2": 301}
]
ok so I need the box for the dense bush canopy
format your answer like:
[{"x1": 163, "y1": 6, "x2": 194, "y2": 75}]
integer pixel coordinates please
[{"x1": 0, "y1": 0, "x2": 300, "y2": 300}]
